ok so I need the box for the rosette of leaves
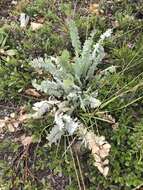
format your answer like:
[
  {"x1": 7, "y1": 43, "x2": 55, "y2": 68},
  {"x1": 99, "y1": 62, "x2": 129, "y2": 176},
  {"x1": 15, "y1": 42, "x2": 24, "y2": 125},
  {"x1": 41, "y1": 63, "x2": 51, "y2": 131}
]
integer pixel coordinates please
[
  {"x1": 30, "y1": 20, "x2": 114, "y2": 111},
  {"x1": 29, "y1": 20, "x2": 115, "y2": 176}
]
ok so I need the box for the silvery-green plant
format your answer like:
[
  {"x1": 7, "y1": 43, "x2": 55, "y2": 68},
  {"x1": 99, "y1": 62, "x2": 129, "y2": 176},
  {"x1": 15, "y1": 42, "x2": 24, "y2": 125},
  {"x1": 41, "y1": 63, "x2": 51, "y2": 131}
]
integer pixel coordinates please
[
  {"x1": 31, "y1": 21, "x2": 114, "y2": 111},
  {"x1": 29, "y1": 20, "x2": 115, "y2": 176}
]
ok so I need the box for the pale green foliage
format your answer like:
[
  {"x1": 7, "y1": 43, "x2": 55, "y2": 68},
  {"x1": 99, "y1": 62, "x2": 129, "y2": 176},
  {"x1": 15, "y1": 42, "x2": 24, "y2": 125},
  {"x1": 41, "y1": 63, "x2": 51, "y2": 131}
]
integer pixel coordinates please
[
  {"x1": 30, "y1": 21, "x2": 114, "y2": 111},
  {"x1": 30, "y1": 99, "x2": 79, "y2": 144},
  {"x1": 47, "y1": 112, "x2": 79, "y2": 145},
  {"x1": 68, "y1": 20, "x2": 81, "y2": 57},
  {"x1": 29, "y1": 20, "x2": 114, "y2": 176}
]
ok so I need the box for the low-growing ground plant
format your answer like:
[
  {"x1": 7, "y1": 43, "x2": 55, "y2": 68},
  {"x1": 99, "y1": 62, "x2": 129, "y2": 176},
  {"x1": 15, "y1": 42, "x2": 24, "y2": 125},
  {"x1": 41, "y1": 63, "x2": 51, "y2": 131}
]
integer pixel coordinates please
[
  {"x1": 28, "y1": 20, "x2": 115, "y2": 177},
  {"x1": 0, "y1": 1, "x2": 143, "y2": 189}
]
